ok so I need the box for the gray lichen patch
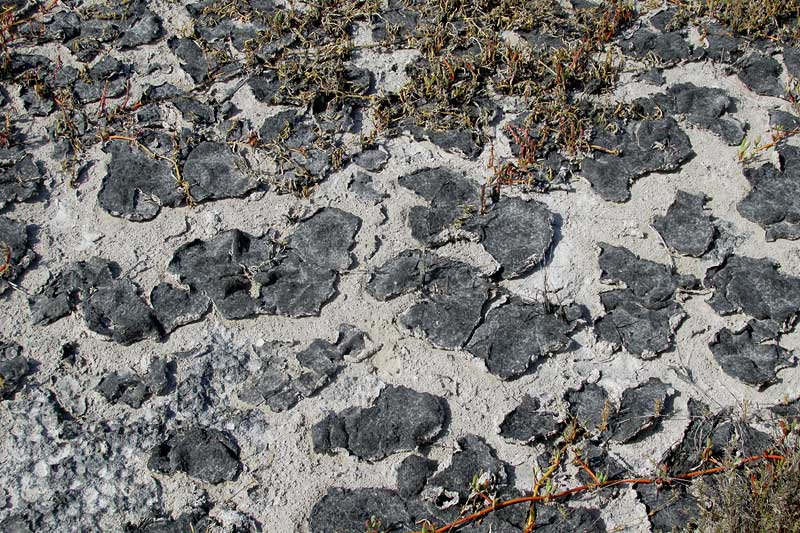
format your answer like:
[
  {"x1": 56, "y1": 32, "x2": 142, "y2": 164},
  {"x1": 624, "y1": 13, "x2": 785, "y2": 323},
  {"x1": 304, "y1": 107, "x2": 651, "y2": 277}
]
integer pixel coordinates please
[
  {"x1": 348, "y1": 171, "x2": 387, "y2": 205},
  {"x1": 181, "y1": 141, "x2": 255, "y2": 202},
  {"x1": 660, "y1": 399, "x2": 772, "y2": 475},
  {"x1": 472, "y1": 197, "x2": 555, "y2": 279},
  {"x1": 709, "y1": 327, "x2": 794, "y2": 388},
  {"x1": 737, "y1": 145, "x2": 800, "y2": 241},
  {"x1": 288, "y1": 207, "x2": 361, "y2": 271},
  {"x1": 621, "y1": 28, "x2": 692, "y2": 65},
  {"x1": 396, "y1": 454, "x2": 438, "y2": 498},
  {"x1": 704, "y1": 255, "x2": 800, "y2": 336},
  {"x1": 96, "y1": 358, "x2": 172, "y2": 408},
  {"x1": 636, "y1": 484, "x2": 699, "y2": 533},
  {"x1": 499, "y1": 395, "x2": 564, "y2": 444},
  {"x1": 574, "y1": 442, "x2": 627, "y2": 485},
  {"x1": 652, "y1": 191, "x2": 715, "y2": 257},
  {"x1": 312, "y1": 385, "x2": 448, "y2": 461},
  {"x1": 399, "y1": 167, "x2": 480, "y2": 246},
  {"x1": 238, "y1": 325, "x2": 372, "y2": 412},
  {"x1": 595, "y1": 244, "x2": 694, "y2": 356},
  {"x1": 465, "y1": 296, "x2": 584, "y2": 380},
  {"x1": 98, "y1": 140, "x2": 183, "y2": 222},
  {"x1": 425, "y1": 434, "x2": 509, "y2": 501},
  {"x1": 147, "y1": 426, "x2": 241, "y2": 484},
  {"x1": 28, "y1": 257, "x2": 114, "y2": 325},
  {"x1": 308, "y1": 488, "x2": 417, "y2": 533},
  {"x1": 27, "y1": 257, "x2": 164, "y2": 345},
  {"x1": 608, "y1": 377, "x2": 675, "y2": 444},
  {"x1": 598, "y1": 244, "x2": 680, "y2": 317},
  {"x1": 581, "y1": 118, "x2": 694, "y2": 202}
]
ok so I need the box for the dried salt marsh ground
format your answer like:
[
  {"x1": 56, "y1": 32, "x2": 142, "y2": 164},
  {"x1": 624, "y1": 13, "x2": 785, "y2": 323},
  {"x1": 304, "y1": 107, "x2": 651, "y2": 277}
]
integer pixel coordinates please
[{"x1": 2, "y1": 0, "x2": 800, "y2": 532}]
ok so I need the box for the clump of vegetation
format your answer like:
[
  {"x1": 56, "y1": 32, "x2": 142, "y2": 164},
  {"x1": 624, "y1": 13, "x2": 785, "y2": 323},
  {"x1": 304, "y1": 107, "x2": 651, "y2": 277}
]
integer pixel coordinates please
[
  {"x1": 671, "y1": 0, "x2": 800, "y2": 41},
  {"x1": 695, "y1": 428, "x2": 800, "y2": 533}
]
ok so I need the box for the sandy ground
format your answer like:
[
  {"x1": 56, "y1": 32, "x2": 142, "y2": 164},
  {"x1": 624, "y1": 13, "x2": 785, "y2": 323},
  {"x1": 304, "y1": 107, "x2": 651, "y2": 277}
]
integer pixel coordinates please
[{"x1": 1, "y1": 1, "x2": 800, "y2": 531}]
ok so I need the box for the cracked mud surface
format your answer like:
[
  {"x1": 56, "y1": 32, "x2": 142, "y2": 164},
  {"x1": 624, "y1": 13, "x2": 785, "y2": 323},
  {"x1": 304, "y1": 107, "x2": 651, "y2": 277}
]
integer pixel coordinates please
[{"x1": 2, "y1": 1, "x2": 800, "y2": 532}]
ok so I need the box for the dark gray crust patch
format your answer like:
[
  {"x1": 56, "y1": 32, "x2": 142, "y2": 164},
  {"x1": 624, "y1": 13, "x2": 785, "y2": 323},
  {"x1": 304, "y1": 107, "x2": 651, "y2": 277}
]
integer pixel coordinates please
[
  {"x1": 737, "y1": 145, "x2": 800, "y2": 241},
  {"x1": 652, "y1": 190, "x2": 715, "y2": 257},
  {"x1": 311, "y1": 385, "x2": 448, "y2": 461},
  {"x1": 581, "y1": 118, "x2": 693, "y2": 202}
]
